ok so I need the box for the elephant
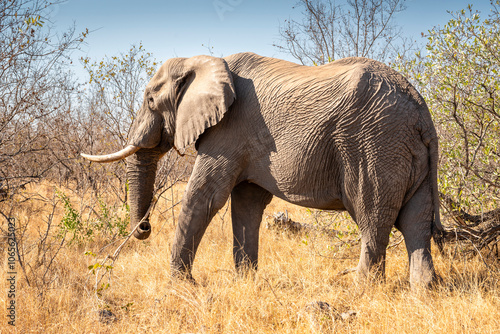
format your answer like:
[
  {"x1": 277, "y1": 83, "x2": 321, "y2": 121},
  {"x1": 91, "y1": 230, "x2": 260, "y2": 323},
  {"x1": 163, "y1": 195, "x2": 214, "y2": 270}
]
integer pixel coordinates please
[{"x1": 82, "y1": 52, "x2": 443, "y2": 288}]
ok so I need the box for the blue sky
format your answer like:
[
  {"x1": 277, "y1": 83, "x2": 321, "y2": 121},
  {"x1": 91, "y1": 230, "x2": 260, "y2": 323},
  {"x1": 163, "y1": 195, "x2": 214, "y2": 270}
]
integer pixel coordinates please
[{"x1": 51, "y1": 0, "x2": 493, "y2": 76}]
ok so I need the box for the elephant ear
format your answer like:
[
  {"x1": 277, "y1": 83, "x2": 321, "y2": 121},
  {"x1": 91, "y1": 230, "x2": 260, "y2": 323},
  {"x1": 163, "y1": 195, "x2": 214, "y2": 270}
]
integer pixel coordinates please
[{"x1": 174, "y1": 55, "x2": 236, "y2": 151}]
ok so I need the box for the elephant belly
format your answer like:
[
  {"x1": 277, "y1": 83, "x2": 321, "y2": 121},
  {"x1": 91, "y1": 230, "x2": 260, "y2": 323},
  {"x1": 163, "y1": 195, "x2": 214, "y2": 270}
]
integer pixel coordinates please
[
  {"x1": 248, "y1": 154, "x2": 346, "y2": 211},
  {"x1": 271, "y1": 174, "x2": 346, "y2": 210},
  {"x1": 279, "y1": 194, "x2": 346, "y2": 211},
  {"x1": 243, "y1": 116, "x2": 346, "y2": 211}
]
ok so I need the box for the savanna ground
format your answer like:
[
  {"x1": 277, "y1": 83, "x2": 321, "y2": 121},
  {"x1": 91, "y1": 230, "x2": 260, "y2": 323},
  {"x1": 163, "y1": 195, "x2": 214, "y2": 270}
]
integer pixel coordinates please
[{"x1": 1, "y1": 182, "x2": 499, "y2": 334}]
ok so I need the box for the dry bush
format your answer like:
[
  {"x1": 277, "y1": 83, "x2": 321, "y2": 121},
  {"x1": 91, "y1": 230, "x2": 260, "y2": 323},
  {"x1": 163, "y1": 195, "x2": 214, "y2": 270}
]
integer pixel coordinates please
[
  {"x1": 0, "y1": 0, "x2": 85, "y2": 200},
  {"x1": 0, "y1": 3, "x2": 193, "y2": 315}
]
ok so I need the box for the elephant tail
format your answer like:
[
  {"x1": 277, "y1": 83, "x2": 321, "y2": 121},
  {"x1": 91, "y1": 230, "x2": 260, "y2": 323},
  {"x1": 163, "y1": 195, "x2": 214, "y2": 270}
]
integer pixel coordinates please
[
  {"x1": 419, "y1": 104, "x2": 445, "y2": 251},
  {"x1": 429, "y1": 136, "x2": 445, "y2": 252}
]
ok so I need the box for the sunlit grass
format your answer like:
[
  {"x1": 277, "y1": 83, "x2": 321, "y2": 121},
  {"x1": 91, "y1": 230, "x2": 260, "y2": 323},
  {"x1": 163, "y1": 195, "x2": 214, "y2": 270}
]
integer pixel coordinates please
[{"x1": 1, "y1": 183, "x2": 499, "y2": 333}]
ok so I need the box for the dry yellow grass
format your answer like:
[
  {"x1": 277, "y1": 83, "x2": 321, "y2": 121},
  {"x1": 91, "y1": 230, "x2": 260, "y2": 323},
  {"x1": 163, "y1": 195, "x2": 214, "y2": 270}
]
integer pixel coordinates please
[{"x1": 1, "y1": 183, "x2": 499, "y2": 333}]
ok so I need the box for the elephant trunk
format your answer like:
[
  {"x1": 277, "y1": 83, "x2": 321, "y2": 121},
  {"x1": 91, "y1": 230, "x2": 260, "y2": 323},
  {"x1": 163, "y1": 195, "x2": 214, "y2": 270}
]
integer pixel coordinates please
[{"x1": 126, "y1": 147, "x2": 164, "y2": 240}]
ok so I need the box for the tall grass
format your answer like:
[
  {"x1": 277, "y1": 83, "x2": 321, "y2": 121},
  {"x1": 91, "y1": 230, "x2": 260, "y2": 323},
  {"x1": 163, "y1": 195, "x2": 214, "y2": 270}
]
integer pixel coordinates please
[{"x1": 1, "y1": 183, "x2": 499, "y2": 333}]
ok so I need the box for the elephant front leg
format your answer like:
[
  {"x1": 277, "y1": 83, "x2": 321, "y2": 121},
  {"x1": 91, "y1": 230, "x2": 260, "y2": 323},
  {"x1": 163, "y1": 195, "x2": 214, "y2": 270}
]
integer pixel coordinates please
[
  {"x1": 231, "y1": 182, "x2": 273, "y2": 273},
  {"x1": 170, "y1": 202, "x2": 213, "y2": 280},
  {"x1": 170, "y1": 159, "x2": 237, "y2": 279}
]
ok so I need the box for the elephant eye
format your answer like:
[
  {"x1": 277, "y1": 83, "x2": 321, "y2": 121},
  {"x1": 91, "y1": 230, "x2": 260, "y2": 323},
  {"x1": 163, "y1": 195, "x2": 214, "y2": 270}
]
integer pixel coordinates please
[{"x1": 148, "y1": 97, "x2": 154, "y2": 108}]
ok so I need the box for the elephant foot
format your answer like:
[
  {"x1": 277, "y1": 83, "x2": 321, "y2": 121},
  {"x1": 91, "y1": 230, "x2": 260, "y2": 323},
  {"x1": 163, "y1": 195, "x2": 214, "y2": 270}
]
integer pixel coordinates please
[
  {"x1": 171, "y1": 265, "x2": 196, "y2": 284},
  {"x1": 354, "y1": 260, "x2": 386, "y2": 286},
  {"x1": 409, "y1": 272, "x2": 436, "y2": 290},
  {"x1": 172, "y1": 271, "x2": 196, "y2": 285},
  {"x1": 234, "y1": 255, "x2": 258, "y2": 275},
  {"x1": 235, "y1": 263, "x2": 258, "y2": 280},
  {"x1": 408, "y1": 248, "x2": 438, "y2": 290}
]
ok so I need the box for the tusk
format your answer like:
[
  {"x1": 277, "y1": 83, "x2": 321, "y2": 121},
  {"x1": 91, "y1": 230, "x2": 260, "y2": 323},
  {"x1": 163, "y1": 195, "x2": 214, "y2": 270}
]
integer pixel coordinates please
[{"x1": 80, "y1": 145, "x2": 140, "y2": 163}]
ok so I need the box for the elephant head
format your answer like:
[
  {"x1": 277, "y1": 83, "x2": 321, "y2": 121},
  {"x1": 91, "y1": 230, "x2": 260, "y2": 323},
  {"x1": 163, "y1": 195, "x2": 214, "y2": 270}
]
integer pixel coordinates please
[{"x1": 81, "y1": 56, "x2": 236, "y2": 239}]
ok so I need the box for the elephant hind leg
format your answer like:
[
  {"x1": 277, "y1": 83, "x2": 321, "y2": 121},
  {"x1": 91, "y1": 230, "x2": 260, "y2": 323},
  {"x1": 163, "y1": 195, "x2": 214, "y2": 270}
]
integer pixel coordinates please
[
  {"x1": 395, "y1": 177, "x2": 436, "y2": 289},
  {"x1": 231, "y1": 182, "x2": 273, "y2": 272},
  {"x1": 355, "y1": 214, "x2": 395, "y2": 283}
]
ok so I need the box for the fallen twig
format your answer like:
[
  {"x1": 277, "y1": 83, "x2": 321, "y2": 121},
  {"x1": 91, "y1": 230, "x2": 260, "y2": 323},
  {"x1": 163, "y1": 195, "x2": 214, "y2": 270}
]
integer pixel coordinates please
[
  {"x1": 267, "y1": 211, "x2": 339, "y2": 237},
  {"x1": 439, "y1": 192, "x2": 500, "y2": 258}
]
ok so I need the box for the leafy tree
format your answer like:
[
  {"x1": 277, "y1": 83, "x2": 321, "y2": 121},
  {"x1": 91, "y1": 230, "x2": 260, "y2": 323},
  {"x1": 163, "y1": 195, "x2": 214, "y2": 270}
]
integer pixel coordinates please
[
  {"x1": 81, "y1": 44, "x2": 158, "y2": 147},
  {"x1": 397, "y1": 2, "x2": 500, "y2": 216}
]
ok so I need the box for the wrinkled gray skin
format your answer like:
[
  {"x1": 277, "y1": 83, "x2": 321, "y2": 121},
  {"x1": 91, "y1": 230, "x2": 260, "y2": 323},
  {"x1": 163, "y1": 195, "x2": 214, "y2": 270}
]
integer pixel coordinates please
[{"x1": 121, "y1": 53, "x2": 441, "y2": 288}]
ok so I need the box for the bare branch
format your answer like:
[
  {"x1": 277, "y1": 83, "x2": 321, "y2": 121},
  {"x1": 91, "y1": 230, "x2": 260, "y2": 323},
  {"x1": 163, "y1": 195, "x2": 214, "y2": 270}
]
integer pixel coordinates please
[{"x1": 276, "y1": 0, "x2": 408, "y2": 65}]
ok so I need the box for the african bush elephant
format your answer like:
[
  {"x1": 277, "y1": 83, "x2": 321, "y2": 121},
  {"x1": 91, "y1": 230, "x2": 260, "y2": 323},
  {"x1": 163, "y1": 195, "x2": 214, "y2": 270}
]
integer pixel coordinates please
[{"x1": 82, "y1": 52, "x2": 442, "y2": 288}]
